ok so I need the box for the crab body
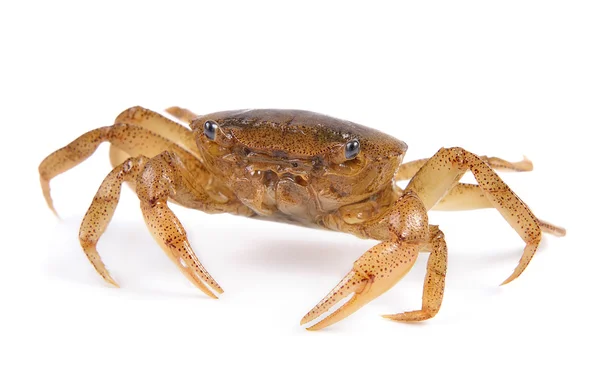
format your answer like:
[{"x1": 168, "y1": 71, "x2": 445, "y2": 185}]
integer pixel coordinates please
[{"x1": 39, "y1": 106, "x2": 565, "y2": 330}]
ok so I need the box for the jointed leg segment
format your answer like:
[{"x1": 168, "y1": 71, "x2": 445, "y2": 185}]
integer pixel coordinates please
[
  {"x1": 79, "y1": 155, "x2": 149, "y2": 287},
  {"x1": 39, "y1": 108, "x2": 238, "y2": 297},
  {"x1": 301, "y1": 191, "x2": 432, "y2": 330},
  {"x1": 395, "y1": 154, "x2": 533, "y2": 181},
  {"x1": 383, "y1": 226, "x2": 447, "y2": 322},
  {"x1": 303, "y1": 147, "x2": 564, "y2": 329},
  {"x1": 40, "y1": 122, "x2": 187, "y2": 214},
  {"x1": 406, "y1": 147, "x2": 548, "y2": 285},
  {"x1": 137, "y1": 152, "x2": 224, "y2": 298},
  {"x1": 40, "y1": 127, "x2": 111, "y2": 215}
]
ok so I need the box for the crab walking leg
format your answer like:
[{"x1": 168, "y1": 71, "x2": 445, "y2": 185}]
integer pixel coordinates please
[
  {"x1": 301, "y1": 191, "x2": 429, "y2": 330},
  {"x1": 38, "y1": 120, "x2": 242, "y2": 293},
  {"x1": 395, "y1": 155, "x2": 533, "y2": 181},
  {"x1": 136, "y1": 151, "x2": 224, "y2": 298},
  {"x1": 109, "y1": 106, "x2": 201, "y2": 172},
  {"x1": 537, "y1": 219, "x2": 567, "y2": 237},
  {"x1": 39, "y1": 127, "x2": 111, "y2": 215},
  {"x1": 114, "y1": 106, "x2": 198, "y2": 155},
  {"x1": 384, "y1": 226, "x2": 447, "y2": 322},
  {"x1": 433, "y1": 183, "x2": 489, "y2": 211},
  {"x1": 39, "y1": 122, "x2": 207, "y2": 214},
  {"x1": 79, "y1": 156, "x2": 149, "y2": 287},
  {"x1": 406, "y1": 147, "x2": 543, "y2": 285},
  {"x1": 433, "y1": 183, "x2": 566, "y2": 236},
  {"x1": 165, "y1": 106, "x2": 199, "y2": 125}
]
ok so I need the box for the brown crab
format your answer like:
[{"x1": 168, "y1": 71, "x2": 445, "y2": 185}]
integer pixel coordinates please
[{"x1": 39, "y1": 106, "x2": 565, "y2": 330}]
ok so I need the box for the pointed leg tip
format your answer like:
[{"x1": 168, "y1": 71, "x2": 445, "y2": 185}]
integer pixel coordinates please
[
  {"x1": 303, "y1": 319, "x2": 329, "y2": 331},
  {"x1": 205, "y1": 280, "x2": 224, "y2": 298},
  {"x1": 199, "y1": 281, "x2": 224, "y2": 299},
  {"x1": 299, "y1": 315, "x2": 311, "y2": 326},
  {"x1": 538, "y1": 219, "x2": 567, "y2": 237},
  {"x1": 40, "y1": 176, "x2": 58, "y2": 215},
  {"x1": 103, "y1": 274, "x2": 120, "y2": 288},
  {"x1": 164, "y1": 106, "x2": 196, "y2": 124},
  {"x1": 202, "y1": 288, "x2": 219, "y2": 300},
  {"x1": 50, "y1": 206, "x2": 60, "y2": 219},
  {"x1": 382, "y1": 313, "x2": 410, "y2": 322},
  {"x1": 549, "y1": 226, "x2": 567, "y2": 237},
  {"x1": 383, "y1": 311, "x2": 433, "y2": 322},
  {"x1": 501, "y1": 268, "x2": 525, "y2": 285},
  {"x1": 518, "y1": 157, "x2": 533, "y2": 171},
  {"x1": 164, "y1": 106, "x2": 190, "y2": 120},
  {"x1": 43, "y1": 192, "x2": 60, "y2": 218}
]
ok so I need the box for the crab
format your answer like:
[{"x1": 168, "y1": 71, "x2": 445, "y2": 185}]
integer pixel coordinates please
[{"x1": 39, "y1": 106, "x2": 566, "y2": 330}]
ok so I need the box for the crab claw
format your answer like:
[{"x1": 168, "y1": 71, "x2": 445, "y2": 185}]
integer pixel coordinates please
[{"x1": 301, "y1": 242, "x2": 419, "y2": 331}]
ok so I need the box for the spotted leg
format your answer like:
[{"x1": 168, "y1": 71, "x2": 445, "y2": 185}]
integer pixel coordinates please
[
  {"x1": 432, "y1": 183, "x2": 566, "y2": 236},
  {"x1": 78, "y1": 151, "x2": 238, "y2": 296},
  {"x1": 395, "y1": 155, "x2": 533, "y2": 181},
  {"x1": 406, "y1": 147, "x2": 552, "y2": 284},
  {"x1": 39, "y1": 122, "x2": 180, "y2": 215},
  {"x1": 78, "y1": 155, "x2": 149, "y2": 287},
  {"x1": 301, "y1": 190, "x2": 431, "y2": 330},
  {"x1": 39, "y1": 110, "x2": 248, "y2": 294},
  {"x1": 135, "y1": 151, "x2": 228, "y2": 298},
  {"x1": 383, "y1": 225, "x2": 447, "y2": 321},
  {"x1": 108, "y1": 106, "x2": 200, "y2": 177},
  {"x1": 397, "y1": 154, "x2": 565, "y2": 236}
]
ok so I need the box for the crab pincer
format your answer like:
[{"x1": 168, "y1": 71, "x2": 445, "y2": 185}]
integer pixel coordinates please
[{"x1": 301, "y1": 241, "x2": 421, "y2": 330}]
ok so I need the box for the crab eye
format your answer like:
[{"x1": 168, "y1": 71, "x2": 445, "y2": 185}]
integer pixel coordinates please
[
  {"x1": 344, "y1": 139, "x2": 360, "y2": 160},
  {"x1": 204, "y1": 120, "x2": 218, "y2": 140}
]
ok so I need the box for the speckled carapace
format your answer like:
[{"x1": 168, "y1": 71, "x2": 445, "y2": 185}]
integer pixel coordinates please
[{"x1": 39, "y1": 106, "x2": 566, "y2": 330}]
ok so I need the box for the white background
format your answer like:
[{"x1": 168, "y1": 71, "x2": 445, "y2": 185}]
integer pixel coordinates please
[{"x1": 1, "y1": 1, "x2": 598, "y2": 383}]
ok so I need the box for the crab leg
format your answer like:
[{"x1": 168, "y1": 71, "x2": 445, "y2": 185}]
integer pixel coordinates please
[
  {"x1": 114, "y1": 106, "x2": 198, "y2": 155},
  {"x1": 79, "y1": 156, "x2": 149, "y2": 287},
  {"x1": 383, "y1": 226, "x2": 447, "y2": 322},
  {"x1": 39, "y1": 127, "x2": 111, "y2": 215},
  {"x1": 39, "y1": 123, "x2": 178, "y2": 214},
  {"x1": 406, "y1": 147, "x2": 556, "y2": 284},
  {"x1": 79, "y1": 151, "x2": 224, "y2": 296},
  {"x1": 395, "y1": 155, "x2": 533, "y2": 181},
  {"x1": 301, "y1": 191, "x2": 430, "y2": 330},
  {"x1": 39, "y1": 117, "x2": 225, "y2": 214},
  {"x1": 136, "y1": 151, "x2": 225, "y2": 298},
  {"x1": 39, "y1": 111, "x2": 244, "y2": 294},
  {"x1": 396, "y1": 154, "x2": 541, "y2": 219},
  {"x1": 400, "y1": 153, "x2": 565, "y2": 236},
  {"x1": 303, "y1": 147, "x2": 562, "y2": 329},
  {"x1": 432, "y1": 183, "x2": 566, "y2": 236},
  {"x1": 165, "y1": 106, "x2": 200, "y2": 125},
  {"x1": 108, "y1": 106, "x2": 200, "y2": 174}
]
